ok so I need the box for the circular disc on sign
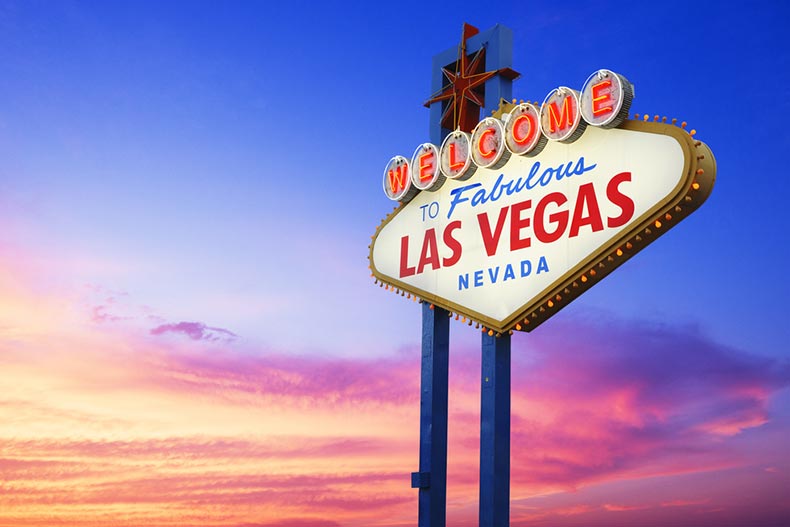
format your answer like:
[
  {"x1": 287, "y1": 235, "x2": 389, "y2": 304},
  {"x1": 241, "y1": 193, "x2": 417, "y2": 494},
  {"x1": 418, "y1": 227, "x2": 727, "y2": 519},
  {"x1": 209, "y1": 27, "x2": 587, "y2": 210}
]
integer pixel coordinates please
[
  {"x1": 504, "y1": 102, "x2": 547, "y2": 156},
  {"x1": 580, "y1": 69, "x2": 634, "y2": 128},
  {"x1": 540, "y1": 87, "x2": 586, "y2": 143},
  {"x1": 471, "y1": 118, "x2": 509, "y2": 169},
  {"x1": 382, "y1": 156, "x2": 417, "y2": 202},
  {"x1": 410, "y1": 143, "x2": 445, "y2": 192},
  {"x1": 439, "y1": 131, "x2": 476, "y2": 180}
]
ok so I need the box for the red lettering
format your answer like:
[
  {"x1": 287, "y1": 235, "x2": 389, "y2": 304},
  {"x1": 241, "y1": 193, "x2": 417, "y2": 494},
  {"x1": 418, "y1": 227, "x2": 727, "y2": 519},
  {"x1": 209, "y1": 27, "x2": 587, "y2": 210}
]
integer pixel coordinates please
[
  {"x1": 402, "y1": 223, "x2": 464, "y2": 277},
  {"x1": 442, "y1": 221, "x2": 463, "y2": 267},
  {"x1": 417, "y1": 228, "x2": 440, "y2": 274},
  {"x1": 592, "y1": 80, "x2": 613, "y2": 116},
  {"x1": 449, "y1": 142, "x2": 465, "y2": 170},
  {"x1": 548, "y1": 95, "x2": 575, "y2": 133},
  {"x1": 399, "y1": 235, "x2": 415, "y2": 278},
  {"x1": 418, "y1": 151, "x2": 434, "y2": 182},
  {"x1": 477, "y1": 207, "x2": 509, "y2": 257},
  {"x1": 569, "y1": 183, "x2": 604, "y2": 237},
  {"x1": 477, "y1": 128, "x2": 496, "y2": 159},
  {"x1": 512, "y1": 113, "x2": 536, "y2": 145},
  {"x1": 607, "y1": 171, "x2": 634, "y2": 228},
  {"x1": 388, "y1": 164, "x2": 409, "y2": 194},
  {"x1": 534, "y1": 192, "x2": 569, "y2": 243},
  {"x1": 510, "y1": 199, "x2": 532, "y2": 251}
]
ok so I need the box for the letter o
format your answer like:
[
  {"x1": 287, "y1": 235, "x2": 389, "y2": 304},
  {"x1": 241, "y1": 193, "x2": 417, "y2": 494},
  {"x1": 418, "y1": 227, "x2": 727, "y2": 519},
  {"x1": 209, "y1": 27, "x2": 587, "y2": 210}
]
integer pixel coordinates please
[{"x1": 504, "y1": 103, "x2": 547, "y2": 156}]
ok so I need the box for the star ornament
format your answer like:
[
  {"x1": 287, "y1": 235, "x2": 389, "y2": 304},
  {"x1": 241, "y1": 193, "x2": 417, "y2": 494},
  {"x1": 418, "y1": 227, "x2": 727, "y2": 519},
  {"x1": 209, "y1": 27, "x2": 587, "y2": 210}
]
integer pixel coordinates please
[{"x1": 425, "y1": 24, "x2": 520, "y2": 133}]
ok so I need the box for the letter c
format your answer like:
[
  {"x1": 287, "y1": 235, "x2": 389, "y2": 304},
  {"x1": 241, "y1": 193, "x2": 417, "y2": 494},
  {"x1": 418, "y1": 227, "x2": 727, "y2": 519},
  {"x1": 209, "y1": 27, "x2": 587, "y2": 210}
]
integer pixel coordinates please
[{"x1": 477, "y1": 128, "x2": 497, "y2": 159}]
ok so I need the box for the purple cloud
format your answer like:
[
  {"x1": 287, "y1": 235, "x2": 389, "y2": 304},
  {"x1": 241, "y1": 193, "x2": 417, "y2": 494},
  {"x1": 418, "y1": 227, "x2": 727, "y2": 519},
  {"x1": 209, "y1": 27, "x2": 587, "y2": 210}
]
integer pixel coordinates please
[
  {"x1": 150, "y1": 321, "x2": 237, "y2": 342},
  {"x1": 90, "y1": 304, "x2": 125, "y2": 323}
]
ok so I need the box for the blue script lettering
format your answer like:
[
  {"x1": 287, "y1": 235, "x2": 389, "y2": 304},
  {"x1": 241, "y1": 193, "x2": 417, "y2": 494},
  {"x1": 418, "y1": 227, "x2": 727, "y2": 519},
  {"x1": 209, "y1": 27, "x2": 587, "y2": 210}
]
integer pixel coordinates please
[
  {"x1": 447, "y1": 156, "x2": 597, "y2": 219},
  {"x1": 447, "y1": 183, "x2": 482, "y2": 219}
]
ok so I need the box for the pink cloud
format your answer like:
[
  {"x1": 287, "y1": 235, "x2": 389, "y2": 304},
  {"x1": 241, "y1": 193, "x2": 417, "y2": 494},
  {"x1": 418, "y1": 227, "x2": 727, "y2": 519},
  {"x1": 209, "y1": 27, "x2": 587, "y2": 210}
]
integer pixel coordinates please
[
  {"x1": 137, "y1": 344, "x2": 422, "y2": 407},
  {"x1": 117, "y1": 313, "x2": 789, "y2": 495},
  {"x1": 0, "y1": 436, "x2": 404, "y2": 463},
  {"x1": 660, "y1": 498, "x2": 710, "y2": 507},
  {"x1": 603, "y1": 503, "x2": 650, "y2": 511},
  {"x1": 233, "y1": 522, "x2": 342, "y2": 527}
]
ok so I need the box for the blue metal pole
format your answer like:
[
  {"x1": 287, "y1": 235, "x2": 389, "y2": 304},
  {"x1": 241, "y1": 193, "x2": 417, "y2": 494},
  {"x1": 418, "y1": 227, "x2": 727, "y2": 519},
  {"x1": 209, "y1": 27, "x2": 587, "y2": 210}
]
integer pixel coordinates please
[
  {"x1": 479, "y1": 332, "x2": 511, "y2": 527},
  {"x1": 411, "y1": 303, "x2": 450, "y2": 527}
]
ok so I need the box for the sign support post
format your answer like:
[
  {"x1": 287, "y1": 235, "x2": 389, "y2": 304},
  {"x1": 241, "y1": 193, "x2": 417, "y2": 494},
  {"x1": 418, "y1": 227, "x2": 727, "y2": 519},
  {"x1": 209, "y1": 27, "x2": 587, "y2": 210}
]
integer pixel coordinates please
[
  {"x1": 479, "y1": 332, "x2": 511, "y2": 527},
  {"x1": 412, "y1": 302, "x2": 450, "y2": 527}
]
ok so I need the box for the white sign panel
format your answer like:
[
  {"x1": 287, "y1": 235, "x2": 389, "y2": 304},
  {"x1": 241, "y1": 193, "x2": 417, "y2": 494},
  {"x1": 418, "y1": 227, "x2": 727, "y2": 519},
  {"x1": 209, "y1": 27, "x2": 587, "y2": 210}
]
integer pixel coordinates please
[{"x1": 370, "y1": 121, "x2": 712, "y2": 332}]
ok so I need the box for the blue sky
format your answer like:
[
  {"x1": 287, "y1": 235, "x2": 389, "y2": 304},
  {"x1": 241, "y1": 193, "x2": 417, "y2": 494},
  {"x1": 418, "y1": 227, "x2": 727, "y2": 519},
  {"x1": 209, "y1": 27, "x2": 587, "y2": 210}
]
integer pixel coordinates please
[{"x1": 2, "y1": 0, "x2": 788, "y2": 356}]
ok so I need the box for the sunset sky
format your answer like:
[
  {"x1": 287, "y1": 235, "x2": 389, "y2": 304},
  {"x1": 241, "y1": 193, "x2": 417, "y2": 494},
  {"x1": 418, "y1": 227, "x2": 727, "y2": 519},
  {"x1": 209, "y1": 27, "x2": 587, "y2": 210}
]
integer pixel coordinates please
[{"x1": 1, "y1": 1, "x2": 789, "y2": 526}]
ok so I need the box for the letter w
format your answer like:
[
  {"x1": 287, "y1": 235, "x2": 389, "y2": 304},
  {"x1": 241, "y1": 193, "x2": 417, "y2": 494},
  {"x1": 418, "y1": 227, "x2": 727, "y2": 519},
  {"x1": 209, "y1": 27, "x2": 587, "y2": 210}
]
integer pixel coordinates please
[{"x1": 388, "y1": 165, "x2": 408, "y2": 194}]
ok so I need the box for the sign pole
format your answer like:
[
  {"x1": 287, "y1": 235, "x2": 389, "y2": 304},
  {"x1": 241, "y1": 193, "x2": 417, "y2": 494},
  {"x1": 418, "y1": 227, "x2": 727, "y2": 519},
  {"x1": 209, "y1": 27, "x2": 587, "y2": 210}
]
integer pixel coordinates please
[
  {"x1": 479, "y1": 332, "x2": 511, "y2": 527},
  {"x1": 412, "y1": 302, "x2": 450, "y2": 527},
  {"x1": 373, "y1": 21, "x2": 716, "y2": 527}
]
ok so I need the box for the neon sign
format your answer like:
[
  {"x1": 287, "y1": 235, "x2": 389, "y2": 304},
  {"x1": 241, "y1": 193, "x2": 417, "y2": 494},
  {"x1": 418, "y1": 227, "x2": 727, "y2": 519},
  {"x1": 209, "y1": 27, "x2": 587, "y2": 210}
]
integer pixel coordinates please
[
  {"x1": 383, "y1": 69, "x2": 634, "y2": 199},
  {"x1": 371, "y1": 69, "x2": 716, "y2": 335}
]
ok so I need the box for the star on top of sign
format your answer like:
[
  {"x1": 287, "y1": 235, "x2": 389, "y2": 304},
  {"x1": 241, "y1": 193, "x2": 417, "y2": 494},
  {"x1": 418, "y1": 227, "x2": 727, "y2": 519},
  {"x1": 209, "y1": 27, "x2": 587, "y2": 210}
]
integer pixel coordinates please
[{"x1": 425, "y1": 23, "x2": 520, "y2": 133}]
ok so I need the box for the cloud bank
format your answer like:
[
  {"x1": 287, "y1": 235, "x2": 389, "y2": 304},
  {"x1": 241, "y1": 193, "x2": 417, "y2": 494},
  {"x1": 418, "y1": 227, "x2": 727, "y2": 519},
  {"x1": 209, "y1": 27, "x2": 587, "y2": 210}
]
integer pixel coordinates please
[{"x1": 0, "y1": 251, "x2": 787, "y2": 526}]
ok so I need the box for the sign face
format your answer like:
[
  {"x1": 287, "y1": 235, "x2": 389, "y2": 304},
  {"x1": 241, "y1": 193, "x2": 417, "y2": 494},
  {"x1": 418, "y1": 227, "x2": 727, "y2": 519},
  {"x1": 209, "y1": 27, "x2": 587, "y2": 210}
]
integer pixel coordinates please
[{"x1": 370, "y1": 119, "x2": 715, "y2": 333}]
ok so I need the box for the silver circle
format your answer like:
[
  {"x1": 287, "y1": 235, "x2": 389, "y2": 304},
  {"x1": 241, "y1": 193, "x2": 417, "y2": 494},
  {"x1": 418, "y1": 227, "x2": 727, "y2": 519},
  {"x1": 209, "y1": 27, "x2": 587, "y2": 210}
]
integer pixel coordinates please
[
  {"x1": 410, "y1": 143, "x2": 445, "y2": 191},
  {"x1": 382, "y1": 155, "x2": 414, "y2": 201},
  {"x1": 439, "y1": 131, "x2": 476, "y2": 180},
  {"x1": 504, "y1": 103, "x2": 546, "y2": 156},
  {"x1": 471, "y1": 118, "x2": 507, "y2": 168},
  {"x1": 540, "y1": 87, "x2": 586, "y2": 143}
]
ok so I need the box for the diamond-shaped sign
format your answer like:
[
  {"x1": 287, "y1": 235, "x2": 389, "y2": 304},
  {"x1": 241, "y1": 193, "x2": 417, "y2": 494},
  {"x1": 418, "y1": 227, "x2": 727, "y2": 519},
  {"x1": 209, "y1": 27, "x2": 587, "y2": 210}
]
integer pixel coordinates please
[{"x1": 370, "y1": 119, "x2": 715, "y2": 333}]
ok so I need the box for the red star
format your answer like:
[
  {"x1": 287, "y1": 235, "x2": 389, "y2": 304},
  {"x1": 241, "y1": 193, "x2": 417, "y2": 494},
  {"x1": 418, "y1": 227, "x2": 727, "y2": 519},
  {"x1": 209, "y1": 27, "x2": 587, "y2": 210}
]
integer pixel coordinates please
[{"x1": 425, "y1": 24, "x2": 519, "y2": 133}]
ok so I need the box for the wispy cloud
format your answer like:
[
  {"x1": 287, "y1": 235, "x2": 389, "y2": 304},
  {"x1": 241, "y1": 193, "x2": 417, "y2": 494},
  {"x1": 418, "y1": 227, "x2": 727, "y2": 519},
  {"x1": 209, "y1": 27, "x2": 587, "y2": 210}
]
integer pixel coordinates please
[{"x1": 150, "y1": 321, "x2": 237, "y2": 341}]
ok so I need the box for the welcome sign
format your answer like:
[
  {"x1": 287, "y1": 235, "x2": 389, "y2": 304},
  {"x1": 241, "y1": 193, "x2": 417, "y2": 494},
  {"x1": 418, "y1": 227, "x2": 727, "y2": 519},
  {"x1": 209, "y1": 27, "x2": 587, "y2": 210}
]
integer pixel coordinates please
[{"x1": 370, "y1": 70, "x2": 716, "y2": 334}]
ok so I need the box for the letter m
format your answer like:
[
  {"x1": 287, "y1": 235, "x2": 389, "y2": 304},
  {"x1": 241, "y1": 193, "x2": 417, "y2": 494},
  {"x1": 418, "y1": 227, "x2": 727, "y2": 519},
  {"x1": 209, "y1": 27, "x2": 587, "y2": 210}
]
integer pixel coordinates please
[{"x1": 548, "y1": 95, "x2": 574, "y2": 133}]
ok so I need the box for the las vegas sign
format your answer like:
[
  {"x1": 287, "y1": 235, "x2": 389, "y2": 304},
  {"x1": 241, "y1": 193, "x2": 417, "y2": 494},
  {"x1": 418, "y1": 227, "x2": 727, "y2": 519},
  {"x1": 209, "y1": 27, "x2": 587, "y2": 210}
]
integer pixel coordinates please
[{"x1": 370, "y1": 69, "x2": 716, "y2": 335}]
